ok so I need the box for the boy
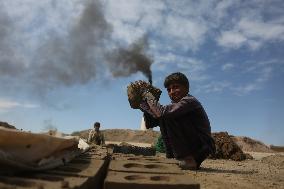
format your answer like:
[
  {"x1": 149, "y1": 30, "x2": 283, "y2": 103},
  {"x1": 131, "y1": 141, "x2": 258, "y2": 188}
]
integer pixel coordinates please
[
  {"x1": 87, "y1": 122, "x2": 105, "y2": 146},
  {"x1": 138, "y1": 72, "x2": 215, "y2": 170}
]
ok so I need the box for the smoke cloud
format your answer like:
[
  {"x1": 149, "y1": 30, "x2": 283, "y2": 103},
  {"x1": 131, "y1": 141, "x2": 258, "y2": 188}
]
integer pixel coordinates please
[
  {"x1": 42, "y1": 119, "x2": 57, "y2": 132},
  {"x1": 32, "y1": 0, "x2": 112, "y2": 90},
  {"x1": 0, "y1": 0, "x2": 153, "y2": 95},
  {"x1": 0, "y1": 6, "x2": 25, "y2": 76},
  {"x1": 107, "y1": 36, "x2": 153, "y2": 83}
]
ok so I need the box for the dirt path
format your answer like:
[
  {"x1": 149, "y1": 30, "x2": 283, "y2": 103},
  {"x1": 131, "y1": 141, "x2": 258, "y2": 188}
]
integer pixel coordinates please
[{"x1": 184, "y1": 154, "x2": 284, "y2": 189}]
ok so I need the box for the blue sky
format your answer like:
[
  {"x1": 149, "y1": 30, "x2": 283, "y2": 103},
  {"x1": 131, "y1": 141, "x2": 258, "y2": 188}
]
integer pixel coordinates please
[{"x1": 0, "y1": 0, "x2": 283, "y2": 145}]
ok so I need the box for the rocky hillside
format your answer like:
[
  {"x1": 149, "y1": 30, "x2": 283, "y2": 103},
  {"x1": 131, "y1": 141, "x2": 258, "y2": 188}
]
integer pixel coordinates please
[
  {"x1": 0, "y1": 121, "x2": 17, "y2": 130},
  {"x1": 72, "y1": 129, "x2": 160, "y2": 144}
]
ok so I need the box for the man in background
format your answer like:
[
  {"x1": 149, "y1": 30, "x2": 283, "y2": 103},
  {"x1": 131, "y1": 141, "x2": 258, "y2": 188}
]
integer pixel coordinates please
[{"x1": 87, "y1": 122, "x2": 105, "y2": 146}]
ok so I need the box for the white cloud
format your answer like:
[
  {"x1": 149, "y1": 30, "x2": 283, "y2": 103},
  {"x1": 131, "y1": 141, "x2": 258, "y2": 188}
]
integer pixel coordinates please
[
  {"x1": 256, "y1": 67, "x2": 273, "y2": 83},
  {"x1": 232, "y1": 59, "x2": 278, "y2": 95},
  {"x1": 233, "y1": 83, "x2": 260, "y2": 95},
  {"x1": 110, "y1": 21, "x2": 145, "y2": 44},
  {"x1": 167, "y1": 1, "x2": 214, "y2": 16},
  {"x1": 105, "y1": 0, "x2": 212, "y2": 51},
  {"x1": 163, "y1": 15, "x2": 207, "y2": 50},
  {"x1": 153, "y1": 52, "x2": 208, "y2": 82},
  {"x1": 104, "y1": 0, "x2": 165, "y2": 44},
  {"x1": 200, "y1": 58, "x2": 280, "y2": 95},
  {"x1": 105, "y1": 0, "x2": 164, "y2": 24},
  {"x1": 238, "y1": 18, "x2": 284, "y2": 41},
  {"x1": 196, "y1": 81, "x2": 232, "y2": 93},
  {"x1": 221, "y1": 63, "x2": 234, "y2": 71},
  {"x1": 161, "y1": 0, "x2": 282, "y2": 52},
  {"x1": 214, "y1": 0, "x2": 235, "y2": 21},
  {"x1": 105, "y1": 0, "x2": 149, "y2": 23},
  {"x1": 0, "y1": 99, "x2": 38, "y2": 111},
  {"x1": 217, "y1": 12, "x2": 284, "y2": 50},
  {"x1": 217, "y1": 31, "x2": 247, "y2": 49},
  {"x1": 1, "y1": 0, "x2": 283, "y2": 98}
]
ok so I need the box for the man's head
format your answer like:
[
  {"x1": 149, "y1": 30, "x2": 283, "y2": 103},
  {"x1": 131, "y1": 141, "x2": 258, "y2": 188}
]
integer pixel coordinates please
[
  {"x1": 94, "y1": 122, "x2": 100, "y2": 131},
  {"x1": 164, "y1": 72, "x2": 189, "y2": 103}
]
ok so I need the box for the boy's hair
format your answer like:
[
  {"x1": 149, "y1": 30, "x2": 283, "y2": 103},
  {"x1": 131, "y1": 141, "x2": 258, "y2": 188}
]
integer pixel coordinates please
[
  {"x1": 164, "y1": 72, "x2": 189, "y2": 90},
  {"x1": 94, "y1": 122, "x2": 100, "y2": 127}
]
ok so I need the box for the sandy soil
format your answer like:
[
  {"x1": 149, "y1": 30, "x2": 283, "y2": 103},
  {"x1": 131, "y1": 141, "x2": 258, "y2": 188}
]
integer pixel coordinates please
[
  {"x1": 2, "y1": 124, "x2": 283, "y2": 188},
  {"x1": 22, "y1": 128, "x2": 284, "y2": 188},
  {"x1": 181, "y1": 152, "x2": 283, "y2": 189},
  {"x1": 107, "y1": 141, "x2": 283, "y2": 188}
]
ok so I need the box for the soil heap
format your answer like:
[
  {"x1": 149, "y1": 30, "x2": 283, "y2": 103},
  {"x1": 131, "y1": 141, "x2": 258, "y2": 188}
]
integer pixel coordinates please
[
  {"x1": 232, "y1": 136, "x2": 273, "y2": 153},
  {"x1": 212, "y1": 132, "x2": 253, "y2": 161}
]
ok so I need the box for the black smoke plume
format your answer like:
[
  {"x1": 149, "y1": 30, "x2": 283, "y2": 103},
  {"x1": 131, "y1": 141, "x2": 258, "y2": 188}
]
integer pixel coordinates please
[
  {"x1": 0, "y1": 0, "x2": 153, "y2": 95},
  {"x1": 107, "y1": 36, "x2": 153, "y2": 83}
]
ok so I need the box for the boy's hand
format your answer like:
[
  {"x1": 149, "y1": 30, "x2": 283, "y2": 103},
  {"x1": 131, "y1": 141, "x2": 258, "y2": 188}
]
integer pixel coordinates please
[{"x1": 127, "y1": 80, "x2": 162, "y2": 109}]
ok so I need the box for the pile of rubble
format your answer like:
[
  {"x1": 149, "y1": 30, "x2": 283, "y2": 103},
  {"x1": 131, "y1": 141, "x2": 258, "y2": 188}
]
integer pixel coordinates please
[
  {"x1": 212, "y1": 132, "x2": 253, "y2": 161},
  {"x1": 110, "y1": 142, "x2": 156, "y2": 156}
]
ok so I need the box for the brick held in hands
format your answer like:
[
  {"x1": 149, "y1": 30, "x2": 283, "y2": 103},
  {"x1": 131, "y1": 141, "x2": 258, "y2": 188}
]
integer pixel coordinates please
[{"x1": 127, "y1": 80, "x2": 161, "y2": 109}]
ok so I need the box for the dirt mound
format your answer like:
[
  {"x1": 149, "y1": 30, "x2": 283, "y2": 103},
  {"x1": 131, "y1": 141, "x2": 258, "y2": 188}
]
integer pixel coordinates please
[
  {"x1": 0, "y1": 121, "x2": 17, "y2": 130},
  {"x1": 232, "y1": 136, "x2": 273, "y2": 153},
  {"x1": 212, "y1": 132, "x2": 252, "y2": 161}
]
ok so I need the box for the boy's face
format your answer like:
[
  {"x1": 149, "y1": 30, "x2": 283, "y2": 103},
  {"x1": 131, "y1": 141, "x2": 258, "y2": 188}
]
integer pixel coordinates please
[
  {"x1": 167, "y1": 83, "x2": 188, "y2": 103},
  {"x1": 95, "y1": 126, "x2": 100, "y2": 131}
]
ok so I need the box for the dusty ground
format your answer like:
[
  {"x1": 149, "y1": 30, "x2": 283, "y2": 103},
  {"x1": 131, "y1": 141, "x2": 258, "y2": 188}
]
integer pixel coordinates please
[
  {"x1": 107, "y1": 140, "x2": 283, "y2": 189},
  {"x1": 82, "y1": 129, "x2": 284, "y2": 188},
  {"x1": 184, "y1": 153, "x2": 284, "y2": 189},
  {"x1": 2, "y1": 123, "x2": 283, "y2": 188}
]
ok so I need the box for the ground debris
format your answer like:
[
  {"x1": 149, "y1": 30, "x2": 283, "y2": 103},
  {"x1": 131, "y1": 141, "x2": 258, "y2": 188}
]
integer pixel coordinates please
[{"x1": 110, "y1": 143, "x2": 156, "y2": 156}]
